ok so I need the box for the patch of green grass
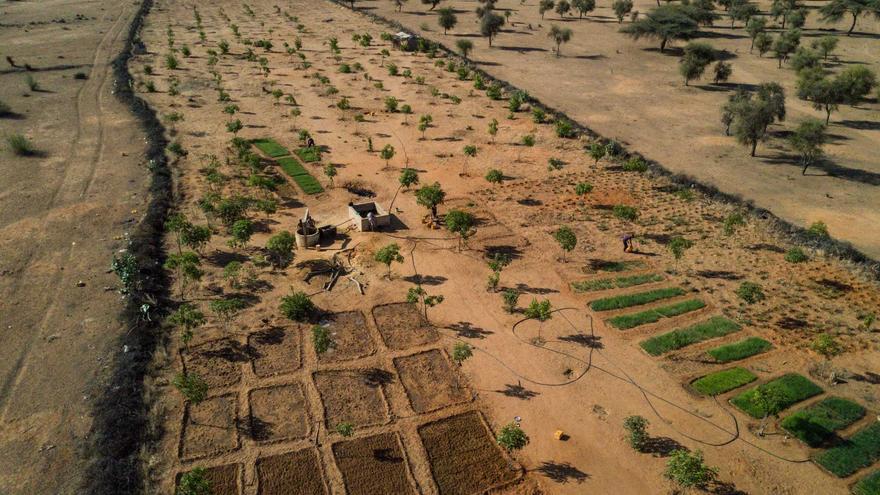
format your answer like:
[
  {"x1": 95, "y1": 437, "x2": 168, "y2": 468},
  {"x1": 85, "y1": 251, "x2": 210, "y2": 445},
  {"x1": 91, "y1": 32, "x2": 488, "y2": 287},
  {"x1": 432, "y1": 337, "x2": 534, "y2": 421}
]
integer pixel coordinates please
[
  {"x1": 275, "y1": 156, "x2": 323, "y2": 194},
  {"x1": 730, "y1": 374, "x2": 823, "y2": 419},
  {"x1": 292, "y1": 173, "x2": 324, "y2": 195},
  {"x1": 590, "y1": 287, "x2": 685, "y2": 311},
  {"x1": 781, "y1": 397, "x2": 866, "y2": 448},
  {"x1": 641, "y1": 316, "x2": 741, "y2": 356},
  {"x1": 296, "y1": 146, "x2": 321, "y2": 163},
  {"x1": 691, "y1": 367, "x2": 757, "y2": 396},
  {"x1": 251, "y1": 138, "x2": 289, "y2": 157},
  {"x1": 573, "y1": 273, "x2": 663, "y2": 293},
  {"x1": 707, "y1": 337, "x2": 772, "y2": 363},
  {"x1": 277, "y1": 156, "x2": 309, "y2": 177},
  {"x1": 815, "y1": 423, "x2": 880, "y2": 478},
  {"x1": 608, "y1": 299, "x2": 706, "y2": 330},
  {"x1": 583, "y1": 260, "x2": 645, "y2": 273},
  {"x1": 853, "y1": 470, "x2": 880, "y2": 495},
  {"x1": 6, "y1": 134, "x2": 37, "y2": 156}
]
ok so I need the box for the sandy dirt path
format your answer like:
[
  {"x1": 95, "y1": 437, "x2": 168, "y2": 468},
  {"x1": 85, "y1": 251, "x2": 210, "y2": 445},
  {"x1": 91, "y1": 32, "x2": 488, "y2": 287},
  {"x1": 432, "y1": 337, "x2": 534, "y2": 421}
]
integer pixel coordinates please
[{"x1": 0, "y1": 1, "x2": 149, "y2": 493}]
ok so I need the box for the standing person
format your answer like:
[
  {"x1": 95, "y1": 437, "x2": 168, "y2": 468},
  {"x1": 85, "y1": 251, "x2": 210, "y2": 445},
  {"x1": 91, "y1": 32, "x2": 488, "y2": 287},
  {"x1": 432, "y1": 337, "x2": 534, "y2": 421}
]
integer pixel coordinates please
[
  {"x1": 622, "y1": 232, "x2": 635, "y2": 253},
  {"x1": 367, "y1": 211, "x2": 376, "y2": 232}
]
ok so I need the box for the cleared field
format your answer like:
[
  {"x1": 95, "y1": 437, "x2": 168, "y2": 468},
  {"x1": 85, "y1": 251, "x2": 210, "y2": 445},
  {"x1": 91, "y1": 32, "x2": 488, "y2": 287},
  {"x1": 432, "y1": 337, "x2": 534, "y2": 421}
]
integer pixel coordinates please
[
  {"x1": 589, "y1": 287, "x2": 685, "y2": 311},
  {"x1": 331, "y1": 432, "x2": 416, "y2": 495},
  {"x1": 730, "y1": 374, "x2": 823, "y2": 418},
  {"x1": 780, "y1": 397, "x2": 866, "y2": 448},
  {"x1": 316, "y1": 311, "x2": 376, "y2": 363},
  {"x1": 179, "y1": 394, "x2": 240, "y2": 461},
  {"x1": 256, "y1": 449, "x2": 328, "y2": 495},
  {"x1": 707, "y1": 337, "x2": 772, "y2": 363},
  {"x1": 181, "y1": 338, "x2": 245, "y2": 388},
  {"x1": 691, "y1": 367, "x2": 757, "y2": 396},
  {"x1": 814, "y1": 423, "x2": 880, "y2": 478},
  {"x1": 372, "y1": 302, "x2": 439, "y2": 350},
  {"x1": 572, "y1": 273, "x2": 663, "y2": 292},
  {"x1": 177, "y1": 464, "x2": 241, "y2": 495},
  {"x1": 248, "y1": 327, "x2": 302, "y2": 377},
  {"x1": 853, "y1": 470, "x2": 880, "y2": 495},
  {"x1": 418, "y1": 411, "x2": 519, "y2": 495},
  {"x1": 640, "y1": 316, "x2": 741, "y2": 356},
  {"x1": 607, "y1": 299, "x2": 706, "y2": 330},
  {"x1": 248, "y1": 384, "x2": 311, "y2": 443},
  {"x1": 313, "y1": 370, "x2": 390, "y2": 429},
  {"x1": 394, "y1": 350, "x2": 470, "y2": 413}
]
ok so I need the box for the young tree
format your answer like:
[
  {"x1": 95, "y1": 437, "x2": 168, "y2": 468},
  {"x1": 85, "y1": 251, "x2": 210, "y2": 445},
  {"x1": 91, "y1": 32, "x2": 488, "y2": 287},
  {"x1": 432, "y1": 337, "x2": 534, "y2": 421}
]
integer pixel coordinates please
[
  {"x1": 679, "y1": 42, "x2": 715, "y2": 85},
  {"x1": 452, "y1": 342, "x2": 473, "y2": 364},
  {"x1": 456, "y1": 39, "x2": 474, "y2": 58},
  {"x1": 727, "y1": 85, "x2": 785, "y2": 156},
  {"x1": 416, "y1": 182, "x2": 446, "y2": 220},
  {"x1": 323, "y1": 163, "x2": 337, "y2": 187},
  {"x1": 406, "y1": 285, "x2": 444, "y2": 319},
  {"x1": 228, "y1": 219, "x2": 253, "y2": 249},
  {"x1": 164, "y1": 251, "x2": 203, "y2": 296},
  {"x1": 713, "y1": 61, "x2": 733, "y2": 84},
  {"x1": 620, "y1": 5, "x2": 699, "y2": 52},
  {"x1": 730, "y1": 0, "x2": 759, "y2": 28},
  {"x1": 612, "y1": 0, "x2": 634, "y2": 23},
  {"x1": 548, "y1": 25, "x2": 574, "y2": 57},
  {"x1": 375, "y1": 243, "x2": 405, "y2": 278},
  {"x1": 177, "y1": 467, "x2": 212, "y2": 495},
  {"x1": 553, "y1": 226, "x2": 577, "y2": 262},
  {"x1": 811, "y1": 36, "x2": 839, "y2": 60},
  {"x1": 445, "y1": 209, "x2": 476, "y2": 250},
  {"x1": 438, "y1": 7, "x2": 457, "y2": 34},
  {"x1": 169, "y1": 303, "x2": 206, "y2": 348},
  {"x1": 399, "y1": 168, "x2": 419, "y2": 190},
  {"x1": 226, "y1": 119, "x2": 244, "y2": 135},
  {"x1": 573, "y1": 0, "x2": 596, "y2": 18},
  {"x1": 380, "y1": 144, "x2": 396, "y2": 167},
  {"x1": 524, "y1": 299, "x2": 553, "y2": 321},
  {"x1": 667, "y1": 236, "x2": 693, "y2": 270},
  {"x1": 664, "y1": 450, "x2": 718, "y2": 488},
  {"x1": 587, "y1": 142, "x2": 606, "y2": 164},
  {"x1": 770, "y1": 0, "x2": 800, "y2": 29},
  {"x1": 266, "y1": 230, "x2": 295, "y2": 268},
  {"x1": 788, "y1": 118, "x2": 827, "y2": 174},
  {"x1": 418, "y1": 114, "x2": 433, "y2": 140},
  {"x1": 556, "y1": 0, "x2": 572, "y2": 17},
  {"x1": 480, "y1": 12, "x2": 505, "y2": 47},
  {"x1": 312, "y1": 325, "x2": 334, "y2": 354},
  {"x1": 819, "y1": 0, "x2": 880, "y2": 35},
  {"x1": 796, "y1": 67, "x2": 844, "y2": 124},
  {"x1": 754, "y1": 32, "x2": 773, "y2": 57},
  {"x1": 772, "y1": 29, "x2": 801, "y2": 68},
  {"x1": 746, "y1": 17, "x2": 766, "y2": 53},
  {"x1": 280, "y1": 291, "x2": 316, "y2": 322},
  {"x1": 488, "y1": 118, "x2": 499, "y2": 143},
  {"x1": 173, "y1": 372, "x2": 208, "y2": 404},
  {"x1": 210, "y1": 297, "x2": 245, "y2": 331},
  {"x1": 502, "y1": 289, "x2": 520, "y2": 313},
  {"x1": 335, "y1": 422, "x2": 355, "y2": 437},
  {"x1": 623, "y1": 415, "x2": 650, "y2": 451},
  {"x1": 811, "y1": 333, "x2": 842, "y2": 359},
  {"x1": 539, "y1": 0, "x2": 555, "y2": 19},
  {"x1": 497, "y1": 422, "x2": 529, "y2": 453},
  {"x1": 751, "y1": 386, "x2": 786, "y2": 436}
]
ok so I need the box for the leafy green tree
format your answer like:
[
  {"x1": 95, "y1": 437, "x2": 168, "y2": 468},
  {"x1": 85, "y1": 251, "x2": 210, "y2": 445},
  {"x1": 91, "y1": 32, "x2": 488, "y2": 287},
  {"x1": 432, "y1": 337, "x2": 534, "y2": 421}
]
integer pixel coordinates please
[
  {"x1": 796, "y1": 67, "x2": 844, "y2": 124},
  {"x1": 181, "y1": 225, "x2": 212, "y2": 253},
  {"x1": 819, "y1": 0, "x2": 880, "y2": 35},
  {"x1": 280, "y1": 291, "x2": 316, "y2": 322},
  {"x1": 169, "y1": 303, "x2": 206, "y2": 348},
  {"x1": 416, "y1": 182, "x2": 446, "y2": 219},
  {"x1": 445, "y1": 209, "x2": 476, "y2": 250},
  {"x1": 556, "y1": 0, "x2": 572, "y2": 17},
  {"x1": 164, "y1": 251, "x2": 203, "y2": 296},
  {"x1": 524, "y1": 299, "x2": 553, "y2": 321},
  {"x1": 228, "y1": 219, "x2": 253, "y2": 249},
  {"x1": 485, "y1": 169, "x2": 504, "y2": 184},
  {"x1": 790, "y1": 47, "x2": 820, "y2": 72},
  {"x1": 727, "y1": 84, "x2": 786, "y2": 156},
  {"x1": 736, "y1": 281, "x2": 765, "y2": 303},
  {"x1": 746, "y1": 17, "x2": 766, "y2": 53},
  {"x1": 497, "y1": 423, "x2": 529, "y2": 453},
  {"x1": 553, "y1": 226, "x2": 577, "y2": 262},
  {"x1": 730, "y1": 0, "x2": 759, "y2": 28},
  {"x1": 226, "y1": 119, "x2": 243, "y2": 135},
  {"x1": 452, "y1": 342, "x2": 473, "y2": 364},
  {"x1": 807, "y1": 220, "x2": 830, "y2": 239},
  {"x1": 399, "y1": 168, "x2": 419, "y2": 190},
  {"x1": 375, "y1": 243, "x2": 405, "y2": 278},
  {"x1": 548, "y1": 25, "x2": 574, "y2": 57},
  {"x1": 751, "y1": 386, "x2": 786, "y2": 435},
  {"x1": 177, "y1": 467, "x2": 211, "y2": 495},
  {"x1": 623, "y1": 415, "x2": 649, "y2": 451},
  {"x1": 502, "y1": 289, "x2": 520, "y2": 313},
  {"x1": 539, "y1": 0, "x2": 555, "y2": 19},
  {"x1": 754, "y1": 32, "x2": 773, "y2": 57},
  {"x1": 667, "y1": 236, "x2": 693, "y2": 266},
  {"x1": 713, "y1": 61, "x2": 733, "y2": 84},
  {"x1": 664, "y1": 450, "x2": 718, "y2": 488},
  {"x1": 772, "y1": 29, "x2": 801, "y2": 68},
  {"x1": 335, "y1": 422, "x2": 354, "y2": 437},
  {"x1": 313, "y1": 325, "x2": 333, "y2": 354},
  {"x1": 407, "y1": 285, "x2": 444, "y2": 319},
  {"x1": 380, "y1": 144, "x2": 395, "y2": 167},
  {"x1": 418, "y1": 114, "x2": 433, "y2": 139},
  {"x1": 456, "y1": 39, "x2": 474, "y2": 57},
  {"x1": 613, "y1": 0, "x2": 634, "y2": 22},
  {"x1": 587, "y1": 142, "x2": 606, "y2": 164},
  {"x1": 770, "y1": 0, "x2": 800, "y2": 29},
  {"x1": 679, "y1": 42, "x2": 715, "y2": 85},
  {"x1": 173, "y1": 372, "x2": 208, "y2": 404},
  {"x1": 836, "y1": 65, "x2": 877, "y2": 103},
  {"x1": 811, "y1": 36, "x2": 839, "y2": 60},
  {"x1": 266, "y1": 230, "x2": 295, "y2": 268},
  {"x1": 620, "y1": 5, "x2": 699, "y2": 52},
  {"x1": 480, "y1": 12, "x2": 505, "y2": 47},
  {"x1": 210, "y1": 297, "x2": 245, "y2": 330},
  {"x1": 788, "y1": 118, "x2": 827, "y2": 174},
  {"x1": 438, "y1": 7, "x2": 457, "y2": 34},
  {"x1": 573, "y1": 0, "x2": 596, "y2": 18}
]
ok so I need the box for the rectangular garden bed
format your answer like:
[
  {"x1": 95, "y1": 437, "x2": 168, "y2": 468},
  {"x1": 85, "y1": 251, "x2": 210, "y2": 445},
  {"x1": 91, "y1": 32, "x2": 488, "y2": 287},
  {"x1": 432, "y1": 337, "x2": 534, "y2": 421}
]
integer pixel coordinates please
[
  {"x1": 730, "y1": 374, "x2": 823, "y2": 418},
  {"x1": 313, "y1": 369, "x2": 390, "y2": 430},
  {"x1": 607, "y1": 299, "x2": 706, "y2": 330},
  {"x1": 707, "y1": 336, "x2": 772, "y2": 363},
  {"x1": 251, "y1": 138, "x2": 290, "y2": 158},
  {"x1": 248, "y1": 383, "x2": 311, "y2": 443},
  {"x1": 640, "y1": 316, "x2": 740, "y2": 356},
  {"x1": 296, "y1": 146, "x2": 322, "y2": 163},
  {"x1": 332, "y1": 432, "x2": 416, "y2": 495},
  {"x1": 316, "y1": 311, "x2": 376, "y2": 363},
  {"x1": 179, "y1": 394, "x2": 240, "y2": 461},
  {"x1": 853, "y1": 470, "x2": 880, "y2": 495},
  {"x1": 781, "y1": 397, "x2": 866, "y2": 447},
  {"x1": 372, "y1": 302, "x2": 439, "y2": 350},
  {"x1": 276, "y1": 156, "x2": 324, "y2": 194},
  {"x1": 590, "y1": 287, "x2": 685, "y2": 311},
  {"x1": 177, "y1": 464, "x2": 241, "y2": 495},
  {"x1": 256, "y1": 448, "x2": 328, "y2": 495},
  {"x1": 814, "y1": 422, "x2": 880, "y2": 478},
  {"x1": 691, "y1": 367, "x2": 757, "y2": 396},
  {"x1": 394, "y1": 350, "x2": 470, "y2": 414},
  {"x1": 248, "y1": 327, "x2": 301, "y2": 377},
  {"x1": 572, "y1": 273, "x2": 663, "y2": 292}
]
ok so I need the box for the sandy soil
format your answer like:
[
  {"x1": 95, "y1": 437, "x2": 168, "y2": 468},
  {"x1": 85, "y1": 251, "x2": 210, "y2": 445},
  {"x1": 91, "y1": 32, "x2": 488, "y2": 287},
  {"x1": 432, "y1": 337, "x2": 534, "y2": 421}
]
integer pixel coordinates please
[
  {"x1": 132, "y1": 0, "x2": 880, "y2": 494},
  {"x1": 0, "y1": 1, "x2": 150, "y2": 493},
  {"x1": 369, "y1": 0, "x2": 880, "y2": 260}
]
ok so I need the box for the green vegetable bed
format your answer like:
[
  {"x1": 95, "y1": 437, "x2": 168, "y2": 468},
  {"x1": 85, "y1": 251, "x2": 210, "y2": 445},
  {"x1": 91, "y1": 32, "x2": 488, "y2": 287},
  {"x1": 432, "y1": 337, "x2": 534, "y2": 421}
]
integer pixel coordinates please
[
  {"x1": 590, "y1": 287, "x2": 685, "y2": 311},
  {"x1": 781, "y1": 397, "x2": 866, "y2": 447},
  {"x1": 853, "y1": 470, "x2": 880, "y2": 495},
  {"x1": 707, "y1": 336, "x2": 772, "y2": 363},
  {"x1": 251, "y1": 138, "x2": 289, "y2": 157},
  {"x1": 276, "y1": 156, "x2": 323, "y2": 194},
  {"x1": 608, "y1": 299, "x2": 706, "y2": 330},
  {"x1": 640, "y1": 316, "x2": 740, "y2": 355},
  {"x1": 572, "y1": 273, "x2": 663, "y2": 293},
  {"x1": 296, "y1": 146, "x2": 322, "y2": 163},
  {"x1": 691, "y1": 367, "x2": 757, "y2": 396},
  {"x1": 730, "y1": 374, "x2": 823, "y2": 419},
  {"x1": 815, "y1": 423, "x2": 880, "y2": 478}
]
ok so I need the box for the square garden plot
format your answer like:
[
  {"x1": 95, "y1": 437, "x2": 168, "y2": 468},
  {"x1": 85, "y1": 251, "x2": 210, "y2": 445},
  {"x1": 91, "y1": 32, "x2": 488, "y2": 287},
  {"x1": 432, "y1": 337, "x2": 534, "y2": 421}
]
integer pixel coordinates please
[
  {"x1": 394, "y1": 350, "x2": 471, "y2": 414},
  {"x1": 248, "y1": 327, "x2": 301, "y2": 377},
  {"x1": 730, "y1": 374, "x2": 823, "y2": 418},
  {"x1": 248, "y1": 383, "x2": 311, "y2": 443},
  {"x1": 372, "y1": 302, "x2": 439, "y2": 350},
  {"x1": 780, "y1": 397, "x2": 866, "y2": 447},
  {"x1": 332, "y1": 432, "x2": 416, "y2": 495},
  {"x1": 316, "y1": 311, "x2": 376, "y2": 363},
  {"x1": 177, "y1": 463, "x2": 241, "y2": 495},
  {"x1": 179, "y1": 394, "x2": 240, "y2": 461},
  {"x1": 313, "y1": 369, "x2": 390, "y2": 430},
  {"x1": 814, "y1": 422, "x2": 880, "y2": 478},
  {"x1": 181, "y1": 338, "x2": 248, "y2": 388},
  {"x1": 256, "y1": 448, "x2": 329, "y2": 495},
  {"x1": 418, "y1": 411, "x2": 520, "y2": 495}
]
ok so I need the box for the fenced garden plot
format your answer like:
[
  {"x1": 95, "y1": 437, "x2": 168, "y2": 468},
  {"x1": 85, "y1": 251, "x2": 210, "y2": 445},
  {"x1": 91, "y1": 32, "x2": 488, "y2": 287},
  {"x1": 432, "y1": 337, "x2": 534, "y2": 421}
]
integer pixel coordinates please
[
  {"x1": 607, "y1": 299, "x2": 706, "y2": 330},
  {"x1": 640, "y1": 316, "x2": 741, "y2": 356},
  {"x1": 780, "y1": 397, "x2": 866, "y2": 448},
  {"x1": 707, "y1": 337, "x2": 772, "y2": 363},
  {"x1": 691, "y1": 367, "x2": 757, "y2": 396},
  {"x1": 814, "y1": 423, "x2": 880, "y2": 478},
  {"x1": 572, "y1": 273, "x2": 663, "y2": 293},
  {"x1": 590, "y1": 287, "x2": 685, "y2": 311},
  {"x1": 730, "y1": 374, "x2": 823, "y2": 419}
]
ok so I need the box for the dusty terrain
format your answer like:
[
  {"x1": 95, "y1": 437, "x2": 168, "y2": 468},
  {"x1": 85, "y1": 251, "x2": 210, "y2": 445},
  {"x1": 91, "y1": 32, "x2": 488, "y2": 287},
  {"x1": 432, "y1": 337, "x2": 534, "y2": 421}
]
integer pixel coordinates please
[
  {"x1": 0, "y1": 0, "x2": 150, "y2": 493},
  {"x1": 369, "y1": 0, "x2": 880, "y2": 260},
  {"x1": 132, "y1": 0, "x2": 880, "y2": 494}
]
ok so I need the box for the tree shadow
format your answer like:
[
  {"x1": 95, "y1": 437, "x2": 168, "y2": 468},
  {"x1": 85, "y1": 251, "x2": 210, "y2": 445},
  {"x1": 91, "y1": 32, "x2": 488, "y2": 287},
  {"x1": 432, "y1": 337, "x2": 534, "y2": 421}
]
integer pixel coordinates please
[
  {"x1": 838, "y1": 119, "x2": 880, "y2": 131},
  {"x1": 242, "y1": 416, "x2": 272, "y2": 441},
  {"x1": 403, "y1": 274, "x2": 447, "y2": 286},
  {"x1": 484, "y1": 245, "x2": 524, "y2": 260},
  {"x1": 513, "y1": 282, "x2": 559, "y2": 295},
  {"x1": 362, "y1": 368, "x2": 394, "y2": 387},
  {"x1": 558, "y1": 333, "x2": 603, "y2": 348},
  {"x1": 373, "y1": 448, "x2": 404, "y2": 463},
  {"x1": 496, "y1": 382, "x2": 540, "y2": 400},
  {"x1": 762, "y1": 154, "x2": 880, "y2": 186},
  {"x1": 447, "y1": 321, "x2": 493, "y2": 339},
  {"x1": 205, "y1": 250, "x2": 249, "y2": 267},
  {"x1": 534, "y1": 461, "x2": 590, "y2": 484},
  {"x1": 695, "y1": 270, "x2": 743, "y2": 280},
  {"x1": 643, "y1": 436, "x2": 684, "y2": 456},
  {"x1": 497, "y1": 45, "x2": 549, "y2": 53}
]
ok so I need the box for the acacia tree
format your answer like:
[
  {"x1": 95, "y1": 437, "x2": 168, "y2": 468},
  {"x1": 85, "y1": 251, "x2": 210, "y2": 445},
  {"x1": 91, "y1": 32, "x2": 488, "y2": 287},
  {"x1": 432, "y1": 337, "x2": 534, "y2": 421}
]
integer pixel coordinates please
[
  {"x1": 613, "y1": 0, "x2": 634, "y2": 23},
  {"x1": 539, "y1": 0, "x2": 555, "y2": 19},
  {"x1": 573, "y1": 0, "x2": 596, "y2": 18},
  {"x1": 548, "y1": 25, "x2": 574, "y2": 57},
  {"x1": 438, "y1": 7, "x2": 457, "y2": 34},
  {"x1": 456, "y1": 39, "x2": 474, "y2": 57},
  {"x1": 746, "y1": 17, "x2": 766, "y2": 53},
  {"x1": 796, "y1": 67, "x2": 844, "y2": 124},
  {"x1": 788, "y1": 118, "x2": 827, "y2": 174},
  {"x1": 375, "y1": 243, "x2": 405, "y2": 278},
  {"x1": 480, "y1": 12, "x2": 505, "y2": 46},
  {"x1": 727, "y1": 83, "x2": 786, "y2": 156},
  {"x1": 620, "y1": 5, "x2": 699, "y2": 52},
  {"x1": 556, "y1": 0, "x2": 572, "y2": 17},
  {"x1": 679, "y1": 42, "x2": 715, "y2": 85},
  {"x1": 820, "y1": 0, "x2": 880, "y2": 35}
]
